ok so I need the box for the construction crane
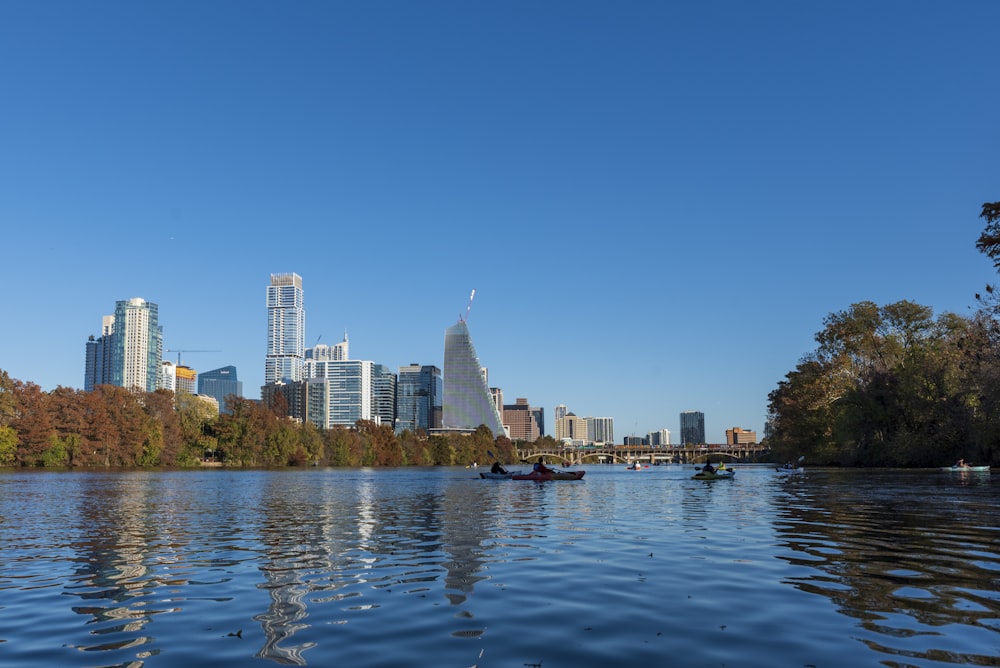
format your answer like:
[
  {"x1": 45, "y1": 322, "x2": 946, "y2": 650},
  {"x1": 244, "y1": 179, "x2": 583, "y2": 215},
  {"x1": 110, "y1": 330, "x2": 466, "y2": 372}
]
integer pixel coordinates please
[
  {"x1": 164, "y1": 349, "x2": 221, "y2": 366},
  {"x1": 460, "y1": 289, "x2": 475, "y2": 323}
]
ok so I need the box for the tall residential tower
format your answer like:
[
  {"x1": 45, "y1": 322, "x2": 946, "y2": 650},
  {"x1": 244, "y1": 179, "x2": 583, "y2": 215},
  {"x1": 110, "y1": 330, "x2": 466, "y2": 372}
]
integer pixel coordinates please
[
  {"x1": 110, "y1": 298, "x2": 162, "y2": 392},
  {"x1": 265, "y1": 273, "x2": 305, "y2": 386}
]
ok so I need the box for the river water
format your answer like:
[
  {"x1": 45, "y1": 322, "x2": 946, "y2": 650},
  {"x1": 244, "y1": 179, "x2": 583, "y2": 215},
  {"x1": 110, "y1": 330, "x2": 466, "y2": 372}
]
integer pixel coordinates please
[{"x1": 0, "y1": 465, "x2": 997, "y2": 667}]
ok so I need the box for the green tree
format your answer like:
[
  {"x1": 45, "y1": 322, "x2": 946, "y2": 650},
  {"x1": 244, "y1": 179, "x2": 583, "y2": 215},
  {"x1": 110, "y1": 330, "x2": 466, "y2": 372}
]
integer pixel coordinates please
[{"x1": 0, "y1": 425, "x2": 18, "y2": 466}]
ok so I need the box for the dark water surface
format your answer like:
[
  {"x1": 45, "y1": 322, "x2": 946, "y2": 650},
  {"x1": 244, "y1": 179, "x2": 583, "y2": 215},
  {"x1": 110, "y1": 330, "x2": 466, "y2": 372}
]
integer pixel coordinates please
[{"x1": 1, "y1": 465, "x2": 997, "y2": 667}]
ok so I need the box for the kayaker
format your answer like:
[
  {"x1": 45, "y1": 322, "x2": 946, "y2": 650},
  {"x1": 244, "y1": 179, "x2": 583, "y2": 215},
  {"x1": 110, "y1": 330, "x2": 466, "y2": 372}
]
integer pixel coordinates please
[
  {"x1": 533, "y1": 457, "x2": 554, "y2": 475},
  {"x1": 490, "y1": 461, "x2": 508, "y2": 474},
  {"x1": 956, "y1": 458, "x2": 967, "y2": 468},
  {"x1": 702, "y1": 460, "x2": 716, "y2": 474}
]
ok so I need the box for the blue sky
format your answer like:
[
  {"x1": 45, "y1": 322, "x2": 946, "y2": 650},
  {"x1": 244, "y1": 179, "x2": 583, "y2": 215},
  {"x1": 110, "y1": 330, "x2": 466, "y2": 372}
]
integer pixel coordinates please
[{"x1": 1, "y1": 1, "x2": 997, "y2": 443}]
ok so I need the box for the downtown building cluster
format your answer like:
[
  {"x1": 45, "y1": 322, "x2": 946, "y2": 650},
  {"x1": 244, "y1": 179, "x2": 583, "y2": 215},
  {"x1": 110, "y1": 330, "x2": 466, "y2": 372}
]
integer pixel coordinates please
[
  {"x1": 83, "y1": 273, "x2": 756, "y2": 444},
  {"x1": 84, "y1": 297, "x2": 244, "y2": 414}
]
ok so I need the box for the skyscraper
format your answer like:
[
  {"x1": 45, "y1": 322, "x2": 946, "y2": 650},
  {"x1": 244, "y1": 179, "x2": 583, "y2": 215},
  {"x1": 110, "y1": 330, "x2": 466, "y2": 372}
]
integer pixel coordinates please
[
  {"x1": 198, "y1": 366, "x2": 243, "y2": 413},
  {"x1": 396, "y1": 364, "x2": 442, "y2": 433},
  {"x1": 265, "y1": 273, "x2": 305, "y2": 386},
  {"x1": 110, "y1": 298, "x2": 162, "y2": 392},
  {"x1": 84, "y1": 315, "x2": 115, "y2": 391},
  {"x1": 372, "y1": 364, "x2": 397, "y2": 428},
  {"x1": 680, "y1": 410, "x2": 706, "y2": 445},
  {"x1": 442, "y1": 320, "x2": 504, "y2": 435}
]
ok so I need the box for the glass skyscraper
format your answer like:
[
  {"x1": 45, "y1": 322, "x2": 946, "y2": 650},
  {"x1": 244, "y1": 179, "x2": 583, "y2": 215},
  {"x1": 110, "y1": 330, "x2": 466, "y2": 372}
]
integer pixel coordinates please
[
  {"x1": 442, "y1": 321, "x2": 504, "y2": 435},
  {"x1": 110, "y1": 298, "x2": 162, "y2": 392},
  {"x1": 198, "y1": 366, "x2": 243, "y2": 413},
  {"x1": 396, "y1": 364, "x2": 442, "y2": 433},
  {"x1": 680, "y1": 410, "x2": 706, "y2": 445},
  {"x1": 84, "y1": 316, "x2": 115, "y2": 391},
  {"x1": 265, "y1": 273, "x2": 305, "y2": 385}
]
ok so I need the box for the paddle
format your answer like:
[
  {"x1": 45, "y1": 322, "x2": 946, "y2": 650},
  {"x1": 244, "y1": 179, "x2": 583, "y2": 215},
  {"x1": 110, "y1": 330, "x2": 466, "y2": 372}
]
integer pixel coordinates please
[
  {"x1": 521, "y1": 457, "x2": 569, "y2": 474},
  {"x1": 487, "y1": 450, "x2": 511, "y2": 474}
]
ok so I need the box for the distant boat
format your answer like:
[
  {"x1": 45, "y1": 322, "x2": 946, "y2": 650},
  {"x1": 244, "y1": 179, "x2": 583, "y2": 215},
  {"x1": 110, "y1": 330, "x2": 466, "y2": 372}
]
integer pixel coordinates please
[
  {"x1": 625, "y1": 461, "x2": 643, "y2": 471},
  {"x1": 940, "y1": 465, "x2": 990, "y2": 472}
]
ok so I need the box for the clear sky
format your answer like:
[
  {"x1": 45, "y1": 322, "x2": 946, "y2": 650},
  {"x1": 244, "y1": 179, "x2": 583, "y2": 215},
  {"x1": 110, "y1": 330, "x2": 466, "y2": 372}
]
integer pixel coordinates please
[{"x1": 2, "y1": 1, "x2": 997, "y2": 443}]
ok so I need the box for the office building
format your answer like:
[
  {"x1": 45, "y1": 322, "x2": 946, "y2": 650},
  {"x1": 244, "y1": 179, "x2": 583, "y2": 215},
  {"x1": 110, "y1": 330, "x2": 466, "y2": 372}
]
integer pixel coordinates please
[
  {"x1": 726, "y1": 427, "x2": 757, "y2": 445},
  {"x1": 198, "y1": 366, "x2": 243, "y2": 413},
  {"x1": 372, "y1": 364, "x2": 397, "y2": 428},
  {"x1": 265, "y1": 272, "x2": 305, "y2": 386},
  {"x1": 396, "y1": 364, "x2": 442, "y2": 433},
  {"x1": 110, "y1": 297, "x2": 162, "y2": 392},
  {"x1": 84, "y1": 316, "x2": 116, "y2": 391},
  {"x1": 503, "y1": 398, "x2": 541, "y2": 442},
  {"x1": 442, "y1": 320, "x2": 504, "y2": 435},
  {"x1": 680, "y1": 410, "x2": 706, "y2": 445},
  {"x1": 555, "y1": 411, "x2": 588, "y2": 445}
]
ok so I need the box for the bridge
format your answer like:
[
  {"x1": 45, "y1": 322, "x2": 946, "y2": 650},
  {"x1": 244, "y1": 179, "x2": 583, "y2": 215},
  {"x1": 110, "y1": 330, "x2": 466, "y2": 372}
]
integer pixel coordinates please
[{"x1": 516, "y1": 443, "x2": 771, "y2": 466}]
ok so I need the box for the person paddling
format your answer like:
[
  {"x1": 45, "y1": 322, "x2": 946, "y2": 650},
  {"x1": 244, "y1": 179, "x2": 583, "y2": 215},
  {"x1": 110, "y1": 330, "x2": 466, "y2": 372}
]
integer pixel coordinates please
[
  {"x1": 490, "y1": 461, "x2": 508, "y2": 474},
  {"x1": 533, "y1": 457, "x2": 554, "y2": 475},
  {"x1": 702, "y1": 460, "x2": 716, "y2": 474}
]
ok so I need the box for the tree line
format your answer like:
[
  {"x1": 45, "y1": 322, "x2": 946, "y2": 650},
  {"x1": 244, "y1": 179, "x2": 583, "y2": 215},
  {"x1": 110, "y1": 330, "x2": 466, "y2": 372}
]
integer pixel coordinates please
[
  {"x1": 0, "y1": 377, "x2": 530, "y2": 468},
  {"x1": 766, "y1": 202, "x2": 1000, "y2": 467}
]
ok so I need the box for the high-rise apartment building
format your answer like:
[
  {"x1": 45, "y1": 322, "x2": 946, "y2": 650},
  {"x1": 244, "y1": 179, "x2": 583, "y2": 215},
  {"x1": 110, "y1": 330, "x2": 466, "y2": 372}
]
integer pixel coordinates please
[
  {"x1": 648, "y1": 428, "x2": 671, "y2": 446},
  {"x1": 265, "y1": 273, "x2": 305, "y2": 386},
  {"x1": 303, "y1": 359, "x2": 374, "y2": 428},
  {"x1": 396, "y1": 364, "x2": 442, "y2": 433},
  {"x1": 587, "y1": 417, "x2": 614, "y2": 445},
  {"x1": 680, "y1": 410, "x2": 706, "y2": 445},
  {"x1": 110, "y1": 298, "x2": 162, "y2": 392},
  {"x1": 306, "y1": 332, "x2": 348, "y2": 361},
  {"x1": 442, "y1": 320, "x2": 504, "y2": 435},
  {"x1": 198, "y1": 366, "x2": 243, "y2": 413}
]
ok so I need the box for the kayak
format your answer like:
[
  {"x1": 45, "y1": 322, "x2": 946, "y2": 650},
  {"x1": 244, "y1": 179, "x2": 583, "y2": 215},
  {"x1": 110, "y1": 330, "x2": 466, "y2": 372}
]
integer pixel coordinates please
[
  {"x1": 692, "y1": 469, "x2": 735, "y2": 480},
  {"x1": 511, "y1": 470, "x2": 586, "y2": 481},
  {"x1": 479, "y1": 471, "x2": 516, "y2": 480},
  {"x1": 940, "y1": 465, "x2": 990, "y2": 472},
  {"x1": 625, "y1": 463, "x2": 643, "y2": 470},
  {"x1": 776, "y1": 466, "x2": 804, "y2": 474}
]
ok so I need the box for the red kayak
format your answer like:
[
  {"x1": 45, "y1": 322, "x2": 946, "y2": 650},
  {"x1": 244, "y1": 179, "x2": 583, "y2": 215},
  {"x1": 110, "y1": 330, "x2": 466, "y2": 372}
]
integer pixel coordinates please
[{"x1": 511, "y1": 470, "x2": 585, "y2": 481}]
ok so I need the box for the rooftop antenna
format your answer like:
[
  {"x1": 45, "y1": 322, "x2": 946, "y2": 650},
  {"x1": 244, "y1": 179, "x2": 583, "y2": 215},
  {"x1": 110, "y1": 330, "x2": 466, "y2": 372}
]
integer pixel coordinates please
[{"x1": 461, "y1": 289, "x2": 476, "y2": 323}]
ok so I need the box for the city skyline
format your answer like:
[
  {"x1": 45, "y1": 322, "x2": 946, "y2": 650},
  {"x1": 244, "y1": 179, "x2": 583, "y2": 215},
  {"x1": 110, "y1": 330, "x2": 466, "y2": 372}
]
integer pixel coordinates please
[{"x1": 3, "y1": 3, "x2": 996, "y2": 443}]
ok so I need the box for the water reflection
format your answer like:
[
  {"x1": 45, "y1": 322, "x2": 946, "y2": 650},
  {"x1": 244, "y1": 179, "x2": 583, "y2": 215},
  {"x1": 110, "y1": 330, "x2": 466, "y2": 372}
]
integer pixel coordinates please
[
  {"x1": 771, "y1": 470, "x2": 1000, "y2": 664},
  {"x1": 2, "y1": 467, "x2": 998, "y2": 667}
]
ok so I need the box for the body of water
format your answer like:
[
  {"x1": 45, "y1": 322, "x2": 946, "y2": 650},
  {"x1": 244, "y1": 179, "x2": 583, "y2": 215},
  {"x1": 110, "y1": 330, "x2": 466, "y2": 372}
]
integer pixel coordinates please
[{"x1": 1, "y1": 464, "x2": 997, "y2": 667}]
